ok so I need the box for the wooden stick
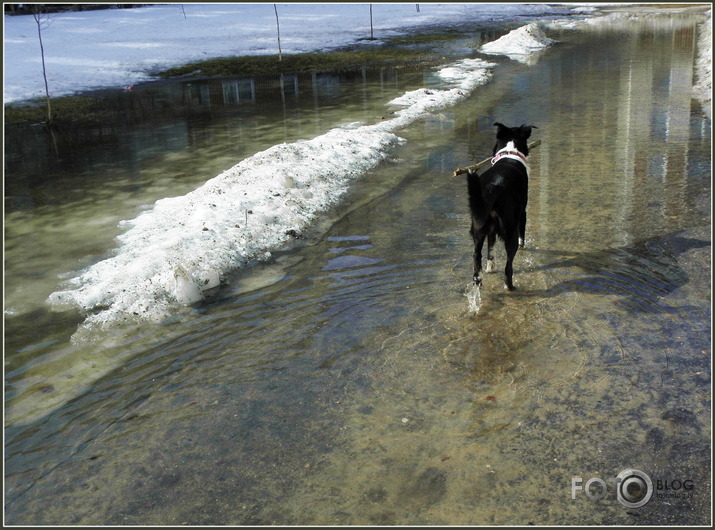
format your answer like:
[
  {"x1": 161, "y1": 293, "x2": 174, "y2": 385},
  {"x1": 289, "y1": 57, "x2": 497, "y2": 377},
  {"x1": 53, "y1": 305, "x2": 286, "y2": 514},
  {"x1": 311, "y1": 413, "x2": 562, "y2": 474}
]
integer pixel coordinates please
[{"x1": 452, "y1": 139, "x2": 542, "y2": 177}]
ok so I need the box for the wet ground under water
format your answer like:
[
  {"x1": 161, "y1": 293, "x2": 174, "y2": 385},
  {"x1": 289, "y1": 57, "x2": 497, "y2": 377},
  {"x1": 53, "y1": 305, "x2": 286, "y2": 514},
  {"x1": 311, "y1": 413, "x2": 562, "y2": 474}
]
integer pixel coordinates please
[{"x1": 4, "y1": 10, "x2": 712, "y2": 525}]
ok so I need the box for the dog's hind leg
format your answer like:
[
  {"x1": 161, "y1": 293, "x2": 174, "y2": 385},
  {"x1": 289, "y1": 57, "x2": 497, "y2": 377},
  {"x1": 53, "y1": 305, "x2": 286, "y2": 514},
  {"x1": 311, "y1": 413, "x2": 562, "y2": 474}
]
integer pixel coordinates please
[
  {"x1": 471, "y1": 223, "x2": 486, "y2": 287},
  {"x1": 503, "y1": 233, "x2": 519, "y2": 291},
  {"x1": 518, "y1": 210, "x2": 526, "y2": 248},
  {"x1": 485, "y1": 229, "x2": 496, "y2": 273}
]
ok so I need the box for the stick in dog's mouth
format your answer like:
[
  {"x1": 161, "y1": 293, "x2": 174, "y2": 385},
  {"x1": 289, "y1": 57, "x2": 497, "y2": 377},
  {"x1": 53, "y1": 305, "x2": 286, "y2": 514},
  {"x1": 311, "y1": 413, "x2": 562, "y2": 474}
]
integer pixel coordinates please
[{"x1": 453, "y1": 139, "x2": 542, "y2": 177}]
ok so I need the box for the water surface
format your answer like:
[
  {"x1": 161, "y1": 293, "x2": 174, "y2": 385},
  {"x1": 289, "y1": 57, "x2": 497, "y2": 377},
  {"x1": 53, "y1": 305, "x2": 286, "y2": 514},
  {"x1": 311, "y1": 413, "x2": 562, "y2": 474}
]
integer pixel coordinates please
[{"x1": 4, "y1": 11, "x2": 711, "y2": 525}]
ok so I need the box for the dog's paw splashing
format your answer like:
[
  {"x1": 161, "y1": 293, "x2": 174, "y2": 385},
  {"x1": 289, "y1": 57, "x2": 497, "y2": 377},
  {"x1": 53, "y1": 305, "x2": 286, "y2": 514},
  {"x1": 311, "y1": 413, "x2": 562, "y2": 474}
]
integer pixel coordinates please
[{"x1": 464, "y1": 283, "x2": 482, "y2": 315}]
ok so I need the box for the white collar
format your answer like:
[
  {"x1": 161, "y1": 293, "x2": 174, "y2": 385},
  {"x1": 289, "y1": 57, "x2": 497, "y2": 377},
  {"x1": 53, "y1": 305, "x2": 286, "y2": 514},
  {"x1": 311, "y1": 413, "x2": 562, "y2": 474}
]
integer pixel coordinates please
[{"x1": 491, "y1": 145, "x2": 529, "y2": 172}]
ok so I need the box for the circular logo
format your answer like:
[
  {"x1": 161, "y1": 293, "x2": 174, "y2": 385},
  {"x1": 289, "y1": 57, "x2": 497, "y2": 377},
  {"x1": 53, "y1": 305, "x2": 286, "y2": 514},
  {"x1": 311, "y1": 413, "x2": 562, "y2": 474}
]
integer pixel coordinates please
[{"x1": 616, "y1": 469, "x2": 653, "y2": 508}]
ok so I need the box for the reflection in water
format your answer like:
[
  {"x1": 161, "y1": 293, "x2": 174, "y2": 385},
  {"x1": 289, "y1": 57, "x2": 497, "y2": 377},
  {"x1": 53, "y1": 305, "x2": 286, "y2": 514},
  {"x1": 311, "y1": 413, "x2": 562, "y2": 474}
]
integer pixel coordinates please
[
  {"x1": 3, "y1": 66, "x2": 432, "y2": 324},
  {"x1": 4, "y1": 67, "x2": 424, "y2": 211},
  {"x1": 532, "y1": 15, "x2": 707, "y2": 254},
  {"x1": 4, "y1": 10, "x2": 711, "y2": 526}
]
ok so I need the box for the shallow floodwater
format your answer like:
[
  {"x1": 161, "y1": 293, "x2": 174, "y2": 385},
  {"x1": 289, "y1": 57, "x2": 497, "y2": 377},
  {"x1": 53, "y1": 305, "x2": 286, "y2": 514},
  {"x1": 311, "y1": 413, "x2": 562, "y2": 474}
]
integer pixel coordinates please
[{"x1": 4, "y1": 12, "x2": 711, "y2": 525}]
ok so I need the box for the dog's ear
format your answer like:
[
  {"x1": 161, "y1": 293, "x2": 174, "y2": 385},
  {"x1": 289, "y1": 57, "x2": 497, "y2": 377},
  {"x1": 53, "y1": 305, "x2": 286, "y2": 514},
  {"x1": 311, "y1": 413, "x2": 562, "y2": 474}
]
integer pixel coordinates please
[
  {"x1": 493, "y1": 122, "x2": 509, "y2": 139},
  {"x1": 519, "y1": 124, "x2": 537, "y2": 139}
]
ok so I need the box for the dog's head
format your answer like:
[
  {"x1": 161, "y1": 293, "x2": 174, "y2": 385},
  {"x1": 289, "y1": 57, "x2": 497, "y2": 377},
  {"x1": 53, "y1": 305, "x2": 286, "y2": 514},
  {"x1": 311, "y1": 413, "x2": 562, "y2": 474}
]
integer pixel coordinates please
[{"x1": 492, "y1": 122, "x2": 537, "y2": 156}]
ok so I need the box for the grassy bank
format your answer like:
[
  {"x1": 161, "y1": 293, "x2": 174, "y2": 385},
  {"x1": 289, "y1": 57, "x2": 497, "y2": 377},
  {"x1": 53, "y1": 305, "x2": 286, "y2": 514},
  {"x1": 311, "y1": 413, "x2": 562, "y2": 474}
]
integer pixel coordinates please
[
  {"x1": 151, "y1": 26, "x2": 479, "y2": 79},
  {"x1": 153, "y1": 46, "x2": 444, "y2": 79},
  {"x1": 4, "y1": 96, "x2": 115, "y2": 126}
]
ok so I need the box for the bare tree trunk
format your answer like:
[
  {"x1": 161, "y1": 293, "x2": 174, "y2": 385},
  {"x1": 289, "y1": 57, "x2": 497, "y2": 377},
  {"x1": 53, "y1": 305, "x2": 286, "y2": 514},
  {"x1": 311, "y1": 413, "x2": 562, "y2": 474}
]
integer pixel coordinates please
[
  {"x1": 32, "y1": 5, "x2": 59, "y2": 157},
  {"x1": 32, "y1": 6, "x2": 52, "y2": 125},
  {"x1": 274, "y1": 4, "x2": 282, "y2": 61},
  {"x1": 369, "y1": 4, "x2": 374, "y2": 39}
]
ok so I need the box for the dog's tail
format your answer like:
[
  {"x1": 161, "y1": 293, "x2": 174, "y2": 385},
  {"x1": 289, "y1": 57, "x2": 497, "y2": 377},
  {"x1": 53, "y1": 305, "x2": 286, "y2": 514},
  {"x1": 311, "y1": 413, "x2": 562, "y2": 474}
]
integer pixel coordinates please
[{"x1": 466, "y1": 169, "x2": 493, "y2": 226}]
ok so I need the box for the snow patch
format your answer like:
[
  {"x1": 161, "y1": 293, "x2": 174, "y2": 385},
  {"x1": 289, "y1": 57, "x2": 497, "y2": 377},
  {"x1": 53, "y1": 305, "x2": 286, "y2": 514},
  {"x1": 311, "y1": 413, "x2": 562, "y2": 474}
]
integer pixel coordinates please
[
  {"x1": 693, "y1": 10, "x2": 712, "y2": 119},
  {"x1": 49, "y1": 124, "x2": 403, "y2": 329},
  {"x1": 386, "y1": 57, "x2": 495, "y2": 123},
  {"x1": 480, "y1": 22, "x2": 557, "y2": 63}
]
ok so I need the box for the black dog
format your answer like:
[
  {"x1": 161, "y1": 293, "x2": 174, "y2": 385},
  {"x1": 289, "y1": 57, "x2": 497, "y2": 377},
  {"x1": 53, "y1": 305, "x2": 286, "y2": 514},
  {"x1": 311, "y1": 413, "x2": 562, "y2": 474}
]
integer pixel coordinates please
[{"x1": 465, "y1": 122, "x2": 536, "y2": 291}]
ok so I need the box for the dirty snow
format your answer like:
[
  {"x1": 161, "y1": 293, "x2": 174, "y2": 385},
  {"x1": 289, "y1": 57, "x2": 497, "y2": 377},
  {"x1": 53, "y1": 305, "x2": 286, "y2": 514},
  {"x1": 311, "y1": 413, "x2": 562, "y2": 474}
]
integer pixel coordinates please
[
  {"x1": 479, "y1": 22, "x2": 557, "y2": 63},
  {"x1": 693, "y1": 9, "x2": 712, "y2": 119}
]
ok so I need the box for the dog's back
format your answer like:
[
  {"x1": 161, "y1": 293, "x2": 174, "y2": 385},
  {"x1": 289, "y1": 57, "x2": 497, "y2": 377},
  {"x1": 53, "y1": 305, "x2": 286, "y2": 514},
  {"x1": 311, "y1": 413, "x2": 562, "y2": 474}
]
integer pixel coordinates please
[{"x1": 467, "y1": 162, "x2": 527, "y2": 238}]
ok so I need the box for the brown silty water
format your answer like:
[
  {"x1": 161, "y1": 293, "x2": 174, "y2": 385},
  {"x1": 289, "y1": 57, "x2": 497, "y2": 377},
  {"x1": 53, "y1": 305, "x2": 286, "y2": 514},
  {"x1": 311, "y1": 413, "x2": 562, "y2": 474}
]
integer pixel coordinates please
[{"x1": 4, "y1": 9, "x2": 711, "y2": 525}]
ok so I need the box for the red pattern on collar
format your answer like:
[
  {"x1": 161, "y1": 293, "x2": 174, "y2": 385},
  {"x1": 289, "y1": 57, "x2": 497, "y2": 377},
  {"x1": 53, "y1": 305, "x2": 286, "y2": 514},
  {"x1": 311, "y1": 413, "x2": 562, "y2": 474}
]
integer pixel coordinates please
[{"x1": 491, "y1": 149, "x2": 528, "y2": 166}]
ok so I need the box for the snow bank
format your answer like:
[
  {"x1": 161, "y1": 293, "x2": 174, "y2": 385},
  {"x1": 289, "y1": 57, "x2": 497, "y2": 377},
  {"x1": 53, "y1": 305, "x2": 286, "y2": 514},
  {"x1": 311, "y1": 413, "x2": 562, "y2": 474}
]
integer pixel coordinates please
[
  {"x1": 693, "y1": 10, "x2": 712, "y2": 119},
  {"x1": 48, "y1": 56, "x2": 496, "y2": 332},
  {"x1": 387, "y1": 58, "x2": 495, "y2": 123},
  {"x1": 480, "y1": 22, "x2": 557, "y2": 63},
  {"x1": 49, "y1": 124, "x2": 403, "y2": 327}
]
